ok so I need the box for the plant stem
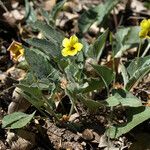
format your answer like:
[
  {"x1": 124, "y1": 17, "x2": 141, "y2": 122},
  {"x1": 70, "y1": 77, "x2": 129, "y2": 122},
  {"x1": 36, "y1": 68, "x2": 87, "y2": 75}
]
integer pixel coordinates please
[
  {"x1": 69, "y1": 99, "x2": 74, "y2": 116},
  {"x1": 0, "y1": 0, "x2": 9, "y2": 13},
  {"x1": 42, "y1": 95, "x2": 60, "y2": 122},
  {"x1": 101, "y1": 75, "x2": 110, "y2": 97},
  {"x1": 107, "y1": 106, "x2": 114, "y2": 149},
  {"x1": 136, "y1": 39, "x2": 142, "y2": 69},
  {"x1": 137, "y1": 39, "x2": 142, "y2": 58},
  {"x1": 0, "y1": 85, "x2": 15, "y2": 96},
  {"x1": 142, "y1": 42, "x2": 150, "y2": 57}
]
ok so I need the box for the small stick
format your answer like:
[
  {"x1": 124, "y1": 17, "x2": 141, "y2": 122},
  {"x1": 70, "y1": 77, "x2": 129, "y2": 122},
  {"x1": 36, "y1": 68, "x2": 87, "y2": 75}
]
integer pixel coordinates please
[
  {"x1": 0, "y1": 0, "x2": 9, "y2": 13},
  {"x1": 112, "y1": 9, "x2": 118, "y2": 31}
]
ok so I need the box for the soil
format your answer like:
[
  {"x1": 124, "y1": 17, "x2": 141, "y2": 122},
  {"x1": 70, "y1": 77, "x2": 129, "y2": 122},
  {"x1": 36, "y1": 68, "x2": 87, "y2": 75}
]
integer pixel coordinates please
[{"x1": 0, "y1": 0, "x2": 150, "y2": 149}]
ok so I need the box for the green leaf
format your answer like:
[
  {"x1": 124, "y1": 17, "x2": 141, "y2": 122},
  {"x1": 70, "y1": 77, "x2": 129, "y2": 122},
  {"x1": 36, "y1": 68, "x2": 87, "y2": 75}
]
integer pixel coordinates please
[
  {"x1": 76, "y1": 52, "x2": 84, "y2": 63},
  {"x1": 57, "y1": 59, "x2": 69, "y2": 70},
  {"x1": 65, "y1": 62, "x2": 82, "y2": 81},
  {"x1": 31, "y1": 78, "x2": 51, "y2": 90},
  {"x1": 2, "y1": 111, "x2": 35, "y2": 129},
  {"x1": 18, "y1": 83, "x2": 56, "y2": 111},
  {"x1": 106, "y1": 89, "x2": 142, "y2": 107},
  {"x1": 125, "y1": 56, "x2": 150, "y2": 90},
  {"x1": 17, "y1": 84, "x2": 44, "y2": 110},
  {"x1": 127, "y1": 55, "x2": 150, "y2": 77},
  {"x1": 88, "y1": 29, "x2": 108, "y2": 61},
  {"x1": 67, "y1": 82, "x2": 88, "y2": 94},
  {"x1": 92, "y1": 65, "x2": 114, "y2": 87},
  {"x1": 79, "y1": 96, "x2": 105, "y2": 112},
  {"x1": 17, "y1": 60, "x2": 29, "y2": 70},
  {"x1": 19, "y1": 72, "x2": 35, "y2": 86},
  {"x1": 20, "y1": 73, "x2": 56, "y2": 91},
  {"x1": 26, "y1": 38, "x2": 60, "y2": 57},
  {"x1": 17, "y1": 84, "x2": 43, "y2": 99},
  {"x1": 125, "y1": 65, "x2": 150, "y2": 91},
  {"x1": 78, "y1": 6, "x2": 98, "y2": 33},
  {"x1": 113, "y1": 26, "x2": 140, "y2": 57},
  {"x1": 81, "y1": 39, "x2": 90, "y2": 57},
  {"x1": 120, "y1": 63, "x2": 129, "y2": 87},
  {"x1": 25, "y1": 0, "x2": 37, "y2": 23},
  {"x1": 51, "y1": 0, "x2": 66, "y2": 20},
  {"x1": 83, "y1": 78, "x2": 105, "y2": 93},
  {"x1": 2, "y1": 112, "x2": 27, "y2": 128},
  {"x1": 25, "y1": 47, "x2": 54, "y2": 79},
  {"x1": 31, "y1": 20, "x2": 64, "y2": 44},
  {"x1": 114, "y1": 27, "x2": 130, "y2": 54},
  {"x1": 10, "y1": 112, "x2": 35, "y2": 129},
  {"x1": 107, "y1": 106, "x2": 150, "y2": 138},
  {"x1": 40, "y1": 9, "x2": 52, "y2": 24},
  {"x1": 78, "y1": 0, "x2": 121, "y2": 33},
  {"x1": 144, "y1": 1, "x2": 150, "y2": 9},
  {"x1": 124, "y1": 26, "x2": 140, "y2": 45}
]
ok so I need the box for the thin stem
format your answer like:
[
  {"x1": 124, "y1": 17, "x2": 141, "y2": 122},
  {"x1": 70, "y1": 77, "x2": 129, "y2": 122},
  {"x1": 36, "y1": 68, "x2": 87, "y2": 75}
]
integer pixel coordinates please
[
  {"x1": 136, "y1": 39, "x2": 142, "y2": 69},
  {"x1": 107, "y1": 106, "x2": 114, "y2": 150},
  {"x1": 0, "y1": 0, "x2": 9, "y2": 13},
  {"x1": 111, "y1": 34, "x2": 116, "y2": 92},
  {"x1": 0, "y1": 85, "x2": 15, "y2": 96},
  {"x1": 130, "y1": 68, "x2": 150, "y2": 91},
  {"x1": 112, "y1": 9, "x2": 118, "y2": 31},
  {"x1": 137, "y1": 39, "x2": 142, "y2": 58},
  {"x1": 69, "y1": 99, "x2": 74, "y2": 116},
  {"x1": 112, "y1": 56, "x2": 116, "y2": 87},
  {"x1": 65, "y1": 89, "x2": 76, "y2": 116},
  {"x1": 101, "y1": 75, "x2": 110, "y2": 97},
  {"x1": 142, "y1": 42, "x2": 150, "y2": 57},
  {"x1": 32, "y1": 72, "x2": 60, "y2": 121},
  {"x1": 42, "y1": 95, "x2": 60, "y2": 122}
]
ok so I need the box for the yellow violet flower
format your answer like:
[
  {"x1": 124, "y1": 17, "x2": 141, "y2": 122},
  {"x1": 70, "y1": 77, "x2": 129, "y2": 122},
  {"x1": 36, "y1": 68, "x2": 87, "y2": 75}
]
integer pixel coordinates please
[
  {"x1": 61, "y1": 35, "x2": 83, "y2": 57},
  {"x1": 139, "y1": 19, "x2": 150, "y2": 39},
  {"x1": 7, "y1": 41, "x2": 24, "y2": 61}
]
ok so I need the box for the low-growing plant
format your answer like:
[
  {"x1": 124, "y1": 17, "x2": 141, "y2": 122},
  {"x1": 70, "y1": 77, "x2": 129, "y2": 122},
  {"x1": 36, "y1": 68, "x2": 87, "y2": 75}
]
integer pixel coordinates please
[{"x1": 2, "y1": 0, "x2": 150, "y2": 140}]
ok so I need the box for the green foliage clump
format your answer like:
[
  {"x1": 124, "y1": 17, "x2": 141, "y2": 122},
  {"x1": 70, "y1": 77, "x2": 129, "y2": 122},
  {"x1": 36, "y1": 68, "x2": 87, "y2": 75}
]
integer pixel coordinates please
[{"x1": 2, "y1": 0, "x2": 150, "y2": 139}]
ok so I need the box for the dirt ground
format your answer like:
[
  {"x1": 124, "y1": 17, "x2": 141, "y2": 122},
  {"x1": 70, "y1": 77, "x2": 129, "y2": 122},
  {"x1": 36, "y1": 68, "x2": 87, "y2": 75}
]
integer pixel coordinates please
[{"x1": 0, "y1": 0, "x2": 150, "y2": 149}]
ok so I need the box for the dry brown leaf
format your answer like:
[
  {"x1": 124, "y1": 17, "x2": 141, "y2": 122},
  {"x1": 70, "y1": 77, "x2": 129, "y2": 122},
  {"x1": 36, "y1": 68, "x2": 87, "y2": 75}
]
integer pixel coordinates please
[
  {"x1": 6, "y1": 66, "x2": 26, "y2": 80},
  {"x1": 105, "y1": 58, "x2": 120, "y2": 74},
  {"x1": 44, "y1": 0, "x2": 56, "y2": 11},
  {"x1": 131, "y1": 0, "x2": 146, "y2": 13},
  {"x1": 113, "y1": 82, "x2": 124, "y2": 89},
  {"x1": 6, "y1": 130, "x2": 36, "y2": 150}
]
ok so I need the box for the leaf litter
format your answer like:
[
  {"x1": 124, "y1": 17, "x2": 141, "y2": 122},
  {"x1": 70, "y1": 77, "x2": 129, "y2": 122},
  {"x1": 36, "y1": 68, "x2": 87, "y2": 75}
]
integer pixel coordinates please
[{"x1": 0, "y1": 0, "x2": 150, "y2": 149}]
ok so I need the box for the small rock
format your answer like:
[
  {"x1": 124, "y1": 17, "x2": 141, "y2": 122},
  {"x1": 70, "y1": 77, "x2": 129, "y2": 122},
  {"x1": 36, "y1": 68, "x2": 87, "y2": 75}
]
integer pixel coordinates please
[
  {"x1": 6, "y1": 130, "x2": 36, "y2": 150},
  {"x1": 82, "y1": 129, "x2": 94, "y2": 141},
  {"x1": 8, "y1": 87, "x2": 31, "y2": 114},
  {"x1": 98, "y1": 134, "x2": 108, "y2": 148},
  {"x1": 0, "y1": 140, "x2": 6, "y2": 150}
]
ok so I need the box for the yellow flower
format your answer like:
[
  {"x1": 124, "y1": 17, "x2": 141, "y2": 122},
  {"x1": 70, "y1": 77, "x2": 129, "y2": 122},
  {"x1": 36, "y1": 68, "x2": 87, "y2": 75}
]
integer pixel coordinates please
[
  {"x1": 61, "y1": 35, "x2": 83, "y2": 57},
  {"x1": 139, "y1": 19, "x2": 150, "y2": 39},
  {"x1": 7, "y1": 41, "x2": 24, "y2": 61}
]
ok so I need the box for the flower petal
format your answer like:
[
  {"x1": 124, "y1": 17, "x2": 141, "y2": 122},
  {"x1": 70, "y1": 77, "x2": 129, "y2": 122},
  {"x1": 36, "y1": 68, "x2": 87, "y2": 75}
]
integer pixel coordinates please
[
  {"x1": 74, "y1": 43, "x2": 83, "y2": 51},
  {"x1": 139, "y1": 29, "x2": 148, "y2": 39},
  {"x1": 70, "y1": 35, "x2": 78, "y2": 45},
  {"x1": 61, "y1": 48, "x2": 69, "y2": 57},
  {"x1": 19, "y1": 48, "x2": 24, "y2": 55},
  {"x1": 140, "y1": 19, "x2": 150, "y2": 29},
  {"x1": 67, "y1": 49, "x2": 78, "y2": 56},
  {"x1": 62, "y1": 38, "x2": 70, "y2": 47}
]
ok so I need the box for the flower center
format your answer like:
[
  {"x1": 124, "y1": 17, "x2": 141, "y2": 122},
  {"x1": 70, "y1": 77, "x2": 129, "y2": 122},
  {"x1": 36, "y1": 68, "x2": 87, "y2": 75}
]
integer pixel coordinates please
[
  {"x1": 15, "y1": 50, "x2": 21, "y2": 56},
  {"x1": 70, "y1": 46, "x2": 75, "y2": 51}
]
